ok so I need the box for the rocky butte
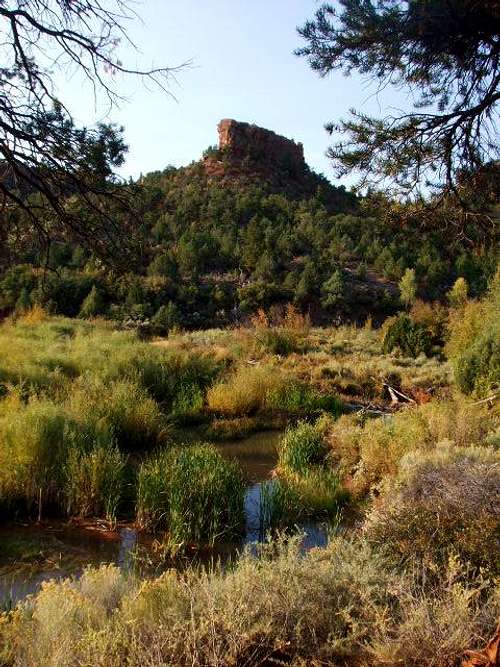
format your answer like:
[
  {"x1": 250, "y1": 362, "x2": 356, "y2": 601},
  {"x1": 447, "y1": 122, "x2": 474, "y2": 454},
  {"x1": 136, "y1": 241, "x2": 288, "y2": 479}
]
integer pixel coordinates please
[
  {"x1": 188, "y1": 119, "x2": 356, "y2": 210},
  {"x1": 202, "y1": 119, "x2": 309, "y2": 187},
  {"x1": 217, "y1": 119, "x2": 305, "y2": 173}
]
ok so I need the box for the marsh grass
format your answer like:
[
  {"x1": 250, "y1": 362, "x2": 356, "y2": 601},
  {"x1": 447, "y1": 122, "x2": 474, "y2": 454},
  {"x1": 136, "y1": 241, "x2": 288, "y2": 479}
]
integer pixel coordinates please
[
  {"x1": 64, "y1": 439, "x2": 127, "y2": 524},
  {"x1": 136, "y1": 449, "x2": 173, "y2": 531},
  {"x1": 168, "y1": 445, "x2": 245, "y2": 548},
  {"x1": 66, "y1": 376, "x2": 171, "y2": 450},
  {"x1": 169, "y1": 381, "x2": 204, "y2": 424},
  {"x1": 0, "y1": 396, "x2": 70, "y2": 514},
  {"x1": 207, "y1": 364, "x2": 283, "y2": 416},
  {"x1": 267, "y1": 421, "x2": 349, "y2": 524},
  {"x1": 136, "y1": 445, "x2": 245, "y2": 548},
  {"x1": 278, "y1": 420, "x2": 330, "y2": 475},
  {"x1": 207, "y1": 363, "x2": 343, "y2": 420},
  {"x1": 267, "y1": 382, "x2": 343, "y2": 416}
]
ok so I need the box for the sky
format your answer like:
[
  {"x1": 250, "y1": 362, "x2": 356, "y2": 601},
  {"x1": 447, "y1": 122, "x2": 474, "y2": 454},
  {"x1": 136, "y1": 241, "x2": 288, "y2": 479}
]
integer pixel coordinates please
[{"x1": 57, "y1": 0, "x2": 412, "y2": 185}]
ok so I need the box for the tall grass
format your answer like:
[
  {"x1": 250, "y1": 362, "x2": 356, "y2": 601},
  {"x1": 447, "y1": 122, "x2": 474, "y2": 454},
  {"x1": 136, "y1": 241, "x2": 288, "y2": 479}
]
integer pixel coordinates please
[
  {"x1": 136, "y1": 448, "x2": 173, "y2": 531},
  {"x1": 267, "y1": 382, "x2": 343, "y2": 416},
  {"x1": 269, "y1": 421, "x2": 349, "y2": 523},
  {"x1": 0, "y1": 396, "x2": 70, "y2": 514},
  {"x1": 207, "y1": 364, "x2": 342, "y2": 418},
  {"x1": 251, "y1": 305, "x2": 310, "y2": 356},
  {"x1": 136, "y1": 445, "x2": 245, "y2": 547},
  {"x1": 0, "y1": 394, "x2": 130, "y2": 522},
  {"x1": 207, "y1": 364, "x2": 282, "y2": 416},
  {"x1": 168, "y1": 445, "x2": 245, "y2": 547},
  {"x1": 66, "y1": 376, "x2": 170, "y2": 450},
  {"x1": 64, "y1": 437, "x2": 127, "y2": 524},
  {"x1": 278, "y1": 420, "x2": 329, "y2": 475}
]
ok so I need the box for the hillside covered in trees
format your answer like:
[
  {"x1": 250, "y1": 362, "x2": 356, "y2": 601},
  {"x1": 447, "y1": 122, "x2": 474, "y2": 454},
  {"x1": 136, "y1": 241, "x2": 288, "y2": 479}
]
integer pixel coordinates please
[{"x1": 1, "y1": 119, "x2": 498, "y2": 331}]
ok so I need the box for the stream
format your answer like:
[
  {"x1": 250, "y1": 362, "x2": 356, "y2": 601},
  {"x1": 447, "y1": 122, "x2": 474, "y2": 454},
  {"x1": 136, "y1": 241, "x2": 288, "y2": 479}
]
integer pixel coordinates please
[{"x1": 0, "y1": 430, "x2": 328, "y2": 606}]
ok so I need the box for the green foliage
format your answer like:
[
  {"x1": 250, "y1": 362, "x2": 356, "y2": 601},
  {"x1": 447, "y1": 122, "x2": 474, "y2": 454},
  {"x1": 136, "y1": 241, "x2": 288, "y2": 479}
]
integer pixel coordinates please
[
  {"x1": 382, "y1": 313, "x2": 433, "y2": 358},
  {"x1": 447, "y1": 277, "x2": 468, "y2": 307},
  {"x1": 15, "y1": 288, "x2": 31, "y2": 313},
  {"x1": 136, "y1": 448, "x2": 173, "y2": 531},
  {"x1": 321, "y1": 269, "x2": 345, "y2": 308},
  {"x1": 454, "y1": 328, "x2": 499, "y2": 396},
  {"x1": 169, "y1": 382, "x2": 204, "y2": 424},
  {"x1": 136, "y1": 445, "x2": 245, "y2": 546},
  {"x1": 267, "y1": 382, "x2": 343, "y2": 416},
  {"x1": 67, "y1": 377, "x2": 170, "y2": 450},
  {"x1": 79, "y1": 285, "x2": 105, "y2": 318},
  {"x1": 151, "y1": 301, "x2": 180, "y2": 334},
  {"x1": 64, "y1": 438, "x2": 126, "y2": 524},
  {"x1": 278, "y1": 421, "x2": 329, "y2": 475},
  {"x1": 447, "y1": 271, "x2": 500, "y2": 396},
  {"x1": 0, "y1": 398, "x2": 70, "y2": 513},
  {"x1": 398, "y1": 268, "x2": 417, "y2": 308},
  {"x1": 0, "y1": 264, "x2": 36, "y2": 308},
  {"x1": 168, "y1": 445, "x2": 245, "y2": 547},
  {"x1": 298, "y1": 2, "x2": 500, "y2": 195}
]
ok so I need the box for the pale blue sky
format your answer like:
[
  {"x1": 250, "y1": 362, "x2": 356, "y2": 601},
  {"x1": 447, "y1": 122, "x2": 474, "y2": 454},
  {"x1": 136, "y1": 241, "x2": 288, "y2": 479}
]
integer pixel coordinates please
[{"x1": 58, "y1": 0, "x2": 412, "y2": 184}]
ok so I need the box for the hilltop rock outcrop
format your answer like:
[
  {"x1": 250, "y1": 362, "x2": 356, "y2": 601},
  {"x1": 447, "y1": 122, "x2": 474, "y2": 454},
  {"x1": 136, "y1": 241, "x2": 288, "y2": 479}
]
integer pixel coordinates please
[
  {"x1": 201, "y1": 119, "x2": 310, "y2": 189},
  {"x1": 217, "y1": 119, "x2": 305, "y2": 175}
]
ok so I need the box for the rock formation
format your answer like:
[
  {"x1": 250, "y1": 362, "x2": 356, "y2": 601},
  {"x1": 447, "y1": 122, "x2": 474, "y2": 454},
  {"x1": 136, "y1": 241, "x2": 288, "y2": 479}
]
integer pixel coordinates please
[
  {"x1": 202, "y1": 119, "x2": 308, "y2": 185},
  {"x1": 217, "y1": 119, "x2": 305, "y2": 175}
]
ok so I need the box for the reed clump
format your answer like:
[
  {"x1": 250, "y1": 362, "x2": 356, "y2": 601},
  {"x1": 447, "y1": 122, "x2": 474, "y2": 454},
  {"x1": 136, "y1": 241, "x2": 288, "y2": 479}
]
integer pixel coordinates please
[
  {"x1": 269, "y1": 420, "x2": 349, "y2": 523},
  {"x1": 136, "y1": 444, "x2": 245, "y2": 547},
  {"x1": 64, "y1": 437, "x2": 127, "y2": 524}
]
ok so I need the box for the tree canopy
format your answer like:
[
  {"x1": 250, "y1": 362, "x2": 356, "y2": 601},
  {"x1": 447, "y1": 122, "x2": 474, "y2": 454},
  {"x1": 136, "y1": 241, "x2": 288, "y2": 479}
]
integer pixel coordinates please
[{"x1": 297, "y1": 1, "x2": 500, "y2": 198}]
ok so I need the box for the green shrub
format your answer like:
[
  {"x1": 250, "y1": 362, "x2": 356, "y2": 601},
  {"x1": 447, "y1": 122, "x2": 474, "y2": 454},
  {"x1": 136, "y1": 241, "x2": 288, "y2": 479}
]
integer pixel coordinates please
[
  {"x1": 454, "y1": 328, "x2": 499, "y2": 395},
  {"x1": 151, "y1": 302, "x2": 180, "y2": 335},
  {"x1": 278, "y1": 421, "x2": 329, "y2": 475},
  {"x1": 382, "y1": 313, "x2": 433, "y2": 357},
  {"x1": 446, "y1": 268, "x2": 499, "y2": 396},
  {"x1": 255, "y1": 327, "x2": 299, "y2": 355},
  {"x1": 15, "y1": 287, "x2": 32, "y2": 313},
  {"x1": 79, "y1": 286, "x2": 105, "y2": 318}
]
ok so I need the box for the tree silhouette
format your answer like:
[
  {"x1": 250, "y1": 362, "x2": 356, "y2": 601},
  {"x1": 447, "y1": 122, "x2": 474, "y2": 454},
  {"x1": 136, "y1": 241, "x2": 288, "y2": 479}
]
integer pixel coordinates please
[
  {"x1": 0, "y1": 0, "x2": 180, "y2": 265},
  {"x1": 297, "y1": 1, "x2": 500, "y2": 198}
]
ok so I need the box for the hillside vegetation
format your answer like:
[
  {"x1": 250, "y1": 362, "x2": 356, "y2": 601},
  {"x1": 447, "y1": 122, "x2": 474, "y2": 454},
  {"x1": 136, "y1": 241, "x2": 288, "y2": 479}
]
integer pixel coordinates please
[{"x1": 2, "y1": 138, "x2": 497, "y2": 330}]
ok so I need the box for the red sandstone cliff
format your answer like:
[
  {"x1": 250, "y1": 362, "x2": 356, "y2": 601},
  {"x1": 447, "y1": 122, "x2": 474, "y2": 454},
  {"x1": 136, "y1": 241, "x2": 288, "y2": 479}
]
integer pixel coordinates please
[{"x1": 202, "y1": 119, "x2": 308, "y2": 186}]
